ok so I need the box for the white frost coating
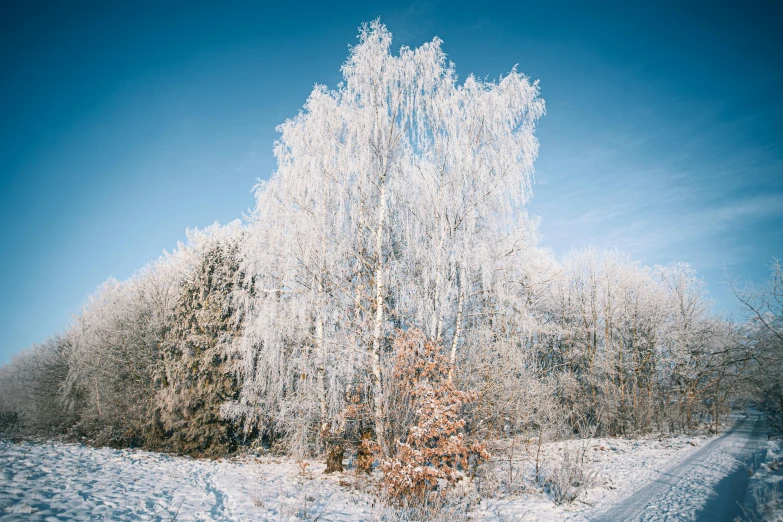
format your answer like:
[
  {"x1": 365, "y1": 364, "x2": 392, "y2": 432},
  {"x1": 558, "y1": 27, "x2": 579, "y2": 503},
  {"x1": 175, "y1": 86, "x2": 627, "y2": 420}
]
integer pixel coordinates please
[
  {"x1": 62, "y1": 220, "x2": 245, "y2": 438},
  {"x1": 224, "y1": 20, "x2": 545, "y2": 452}
]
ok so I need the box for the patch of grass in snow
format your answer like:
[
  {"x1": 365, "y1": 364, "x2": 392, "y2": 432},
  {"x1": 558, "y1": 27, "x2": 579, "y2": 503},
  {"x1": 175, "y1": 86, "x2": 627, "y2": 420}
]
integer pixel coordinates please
[{"x1": 542, "y1": 441, "x2": 598, "y2": 505}]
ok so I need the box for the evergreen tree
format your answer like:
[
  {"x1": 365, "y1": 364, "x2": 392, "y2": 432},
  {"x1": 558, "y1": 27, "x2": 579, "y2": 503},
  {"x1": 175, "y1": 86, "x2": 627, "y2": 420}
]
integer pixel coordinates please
[{"x1": 158, "y1": 228, "x2": 245, "y2": 456}]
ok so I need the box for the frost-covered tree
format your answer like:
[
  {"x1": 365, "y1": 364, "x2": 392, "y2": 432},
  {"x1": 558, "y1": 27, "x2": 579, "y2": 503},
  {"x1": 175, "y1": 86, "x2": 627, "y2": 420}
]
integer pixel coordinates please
[
  {"x1": 529, "y1": 249, "x2": 746, "y2": 436},
  {"x1": 655, "y1": 262, "x2": 752, "y2": 432},
  {"x1": 226, "y1": 20, "x2": 545, "y2": 456},
  {"x1": 55, "y1": 231, "x2": 195, "y2": 447},
  {"x1": 733, "y1": 259, "x2": 783, "y2": 434},
  {"x1": 63, "y1": 259, "x2": 178, "y2": 445},
  {"x1": 3, "y1": 222, "x2": 248, "y2": 452},
  {"x1": 156, "y1": 222, "x2": 246, "y2": 456},
  {"x1": 0, "y1": 336, "x2": 74, "y2": 434}
]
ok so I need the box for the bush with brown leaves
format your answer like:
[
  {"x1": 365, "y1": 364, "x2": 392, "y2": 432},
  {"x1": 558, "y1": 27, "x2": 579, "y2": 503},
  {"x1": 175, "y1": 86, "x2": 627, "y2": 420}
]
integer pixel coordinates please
[{"x1": 379, "y1": 331, "x2": 489, "y2": 502}]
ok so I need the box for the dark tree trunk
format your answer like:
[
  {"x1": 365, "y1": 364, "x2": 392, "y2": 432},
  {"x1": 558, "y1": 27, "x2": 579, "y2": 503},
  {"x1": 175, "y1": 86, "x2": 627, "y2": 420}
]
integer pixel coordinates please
[{"x1": 324, "y1": 443, "x2": 344, "y2": 474}]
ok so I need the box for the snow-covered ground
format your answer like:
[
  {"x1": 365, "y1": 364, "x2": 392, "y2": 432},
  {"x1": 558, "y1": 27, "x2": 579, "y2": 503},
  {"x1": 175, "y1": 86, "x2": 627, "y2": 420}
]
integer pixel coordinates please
[
  {"x1": 470, "y1": 433, "x2": 709, "y2": 520},
  {"x1": 0, "y1": 440, "x2": 377, "y2": 521},
  {"x1": 0, "y1": 430, "x2": 719, "y2": 521}
]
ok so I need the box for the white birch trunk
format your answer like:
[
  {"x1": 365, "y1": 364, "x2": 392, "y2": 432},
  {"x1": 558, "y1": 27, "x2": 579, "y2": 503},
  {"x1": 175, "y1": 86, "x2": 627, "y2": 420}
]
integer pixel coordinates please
[
  {"x1": 370, "y1": 179, "x2": 387, "y2": 453},
  {"x1": 449, "y1": 267, "x2": 466, "y2": 381}
]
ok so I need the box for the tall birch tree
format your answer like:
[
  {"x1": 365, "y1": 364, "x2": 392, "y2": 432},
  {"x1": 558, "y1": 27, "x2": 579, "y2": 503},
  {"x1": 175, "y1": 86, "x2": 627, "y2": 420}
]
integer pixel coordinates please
[{"x1": 227, "y1": 20, "x2": 545, "y2": 455}]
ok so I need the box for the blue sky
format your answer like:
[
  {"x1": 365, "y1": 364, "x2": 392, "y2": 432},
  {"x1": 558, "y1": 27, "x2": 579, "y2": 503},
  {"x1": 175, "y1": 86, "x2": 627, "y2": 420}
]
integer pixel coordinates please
[{"x1": 1, "y1": 1, "x2": 781, "y2": 364}]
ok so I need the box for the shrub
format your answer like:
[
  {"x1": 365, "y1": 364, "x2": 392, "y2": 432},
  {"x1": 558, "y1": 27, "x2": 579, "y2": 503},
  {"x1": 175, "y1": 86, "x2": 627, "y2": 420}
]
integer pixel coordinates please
[
  {"x1": 379, "y1": 331, "x2": 489, "y2": 502},
  {"x1": 543, "y1": 441, "x2": 597, "y2": 504}
]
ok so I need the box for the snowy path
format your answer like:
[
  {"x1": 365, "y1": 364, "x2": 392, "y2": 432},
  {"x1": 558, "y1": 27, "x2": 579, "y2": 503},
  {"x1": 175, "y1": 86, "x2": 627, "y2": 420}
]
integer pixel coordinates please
[{"x1": 595, "y1": 413, "x2": 767, "y2": 522}]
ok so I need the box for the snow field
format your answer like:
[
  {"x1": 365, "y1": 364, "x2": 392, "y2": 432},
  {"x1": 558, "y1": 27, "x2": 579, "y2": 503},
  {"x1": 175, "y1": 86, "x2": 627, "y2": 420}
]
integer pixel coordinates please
[
  {"x1": 0, "y1": 439, "x2": 376, "y2": 521},
  {"x1": 0, "y1": 434, "x2": 712, "y2": 521}
]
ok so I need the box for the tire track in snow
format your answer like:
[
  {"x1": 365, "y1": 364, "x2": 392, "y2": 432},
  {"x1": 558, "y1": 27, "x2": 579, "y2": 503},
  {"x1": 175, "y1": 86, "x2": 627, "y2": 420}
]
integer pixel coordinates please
[{"x1": 593, "y1": 413, "x2": 766, "y2": 522}]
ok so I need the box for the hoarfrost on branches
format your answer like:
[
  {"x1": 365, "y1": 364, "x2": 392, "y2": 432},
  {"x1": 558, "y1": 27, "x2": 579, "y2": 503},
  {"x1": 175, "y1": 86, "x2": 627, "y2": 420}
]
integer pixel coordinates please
[{"x1": 226, "y1": 19, "x2": 545, "y2": 455}]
